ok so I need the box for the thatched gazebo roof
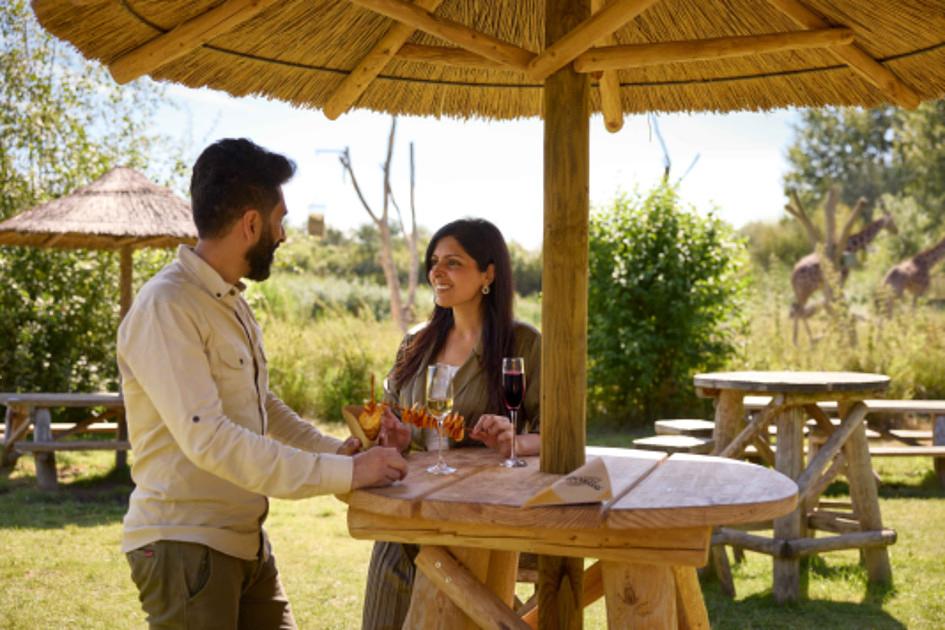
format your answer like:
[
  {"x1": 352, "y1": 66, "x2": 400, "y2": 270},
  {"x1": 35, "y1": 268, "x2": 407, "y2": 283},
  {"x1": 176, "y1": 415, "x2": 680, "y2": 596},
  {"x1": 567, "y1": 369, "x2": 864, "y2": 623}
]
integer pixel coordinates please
[
  {"x1": 30, "y1": 0, "x2": 945, "y2": 125},
  {"x1": 0, "y1": 166, "x2": 196, "y2": 251},
  {"x1": 0, "y1": 166, "x2": 196, "y2": 318}
]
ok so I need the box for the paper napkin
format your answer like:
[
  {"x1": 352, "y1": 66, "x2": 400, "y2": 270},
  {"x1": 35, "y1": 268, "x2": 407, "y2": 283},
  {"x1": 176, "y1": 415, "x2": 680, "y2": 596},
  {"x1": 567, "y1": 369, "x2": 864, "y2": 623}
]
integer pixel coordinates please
[{"x1": 522, "y1": 457, "x2": 613, "y2": 507}]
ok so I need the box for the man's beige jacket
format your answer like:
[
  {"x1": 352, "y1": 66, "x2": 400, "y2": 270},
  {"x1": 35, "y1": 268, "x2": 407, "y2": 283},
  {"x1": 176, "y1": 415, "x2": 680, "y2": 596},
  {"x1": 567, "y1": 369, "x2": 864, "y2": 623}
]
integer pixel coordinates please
[{"x1": 118, "y1": 246, "x2": 352, "y2": 560}]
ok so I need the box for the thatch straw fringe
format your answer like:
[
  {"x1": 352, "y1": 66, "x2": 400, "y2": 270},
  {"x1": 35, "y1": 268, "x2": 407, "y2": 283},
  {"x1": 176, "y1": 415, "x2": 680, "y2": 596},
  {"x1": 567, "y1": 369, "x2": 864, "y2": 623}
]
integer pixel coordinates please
[
  {"x1": 31, "y1": 0, "x2": 945, "y2": 119},
  {"x1": 0, "y1": 167, "x2": 196, "y2": 251}
]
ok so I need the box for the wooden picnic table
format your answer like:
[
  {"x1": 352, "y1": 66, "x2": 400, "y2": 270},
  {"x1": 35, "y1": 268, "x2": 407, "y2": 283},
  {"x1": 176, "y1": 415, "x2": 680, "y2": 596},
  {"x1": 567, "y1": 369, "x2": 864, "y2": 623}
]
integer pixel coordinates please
[
  {"x1": 340, "y1": 446, "x2": 797, "y2": 629},
  {"x1": 694, "y1": 371, "x2": 895, "y2": 603},
  {"x1": 0, "y1": 392, "x2": 127, "y2": 490}
]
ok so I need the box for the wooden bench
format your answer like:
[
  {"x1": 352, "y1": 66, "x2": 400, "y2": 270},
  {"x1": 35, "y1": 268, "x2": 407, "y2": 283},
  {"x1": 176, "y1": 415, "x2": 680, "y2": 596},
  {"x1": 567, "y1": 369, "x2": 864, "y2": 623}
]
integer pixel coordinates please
[
  {"x1": 654, "y1": 419, "x2": 714, "y2": 438},
  {"x1": 632, "y1": 435, "x2": 714, "y2": 454},
  {"x1": 1, "y1": 392, "x2": 126, "y2": 490}
]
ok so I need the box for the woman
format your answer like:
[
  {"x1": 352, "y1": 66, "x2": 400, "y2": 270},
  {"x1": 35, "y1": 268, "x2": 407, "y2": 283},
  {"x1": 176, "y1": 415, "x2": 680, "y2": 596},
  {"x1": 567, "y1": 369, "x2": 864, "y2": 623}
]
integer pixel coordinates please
[{"x1": 362, "y1": 218, "x2": 540, "y2": 630}]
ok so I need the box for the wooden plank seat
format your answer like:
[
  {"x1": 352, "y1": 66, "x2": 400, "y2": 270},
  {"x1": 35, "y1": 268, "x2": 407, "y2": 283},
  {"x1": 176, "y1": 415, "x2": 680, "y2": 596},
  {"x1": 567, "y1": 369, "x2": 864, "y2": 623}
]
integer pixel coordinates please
[
  {"x1": 632, "y1": 435, "x2": 714, "y2": 454},
  {"x1": 654, "y1": 419, "x2": 714, "y2": 437},
  {"x1": 16, "y1": 440, "x2": 130, "y2": 452},
  {"x1": 868, "y1": 446, "x2": 945, "y2": 457}
]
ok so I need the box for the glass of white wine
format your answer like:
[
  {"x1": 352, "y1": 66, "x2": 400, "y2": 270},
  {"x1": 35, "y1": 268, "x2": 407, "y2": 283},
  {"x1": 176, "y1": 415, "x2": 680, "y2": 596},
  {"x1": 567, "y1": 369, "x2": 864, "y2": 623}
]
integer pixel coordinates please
[{"x1": 426, "y1": 363, "x2": 456, "y2": 475}]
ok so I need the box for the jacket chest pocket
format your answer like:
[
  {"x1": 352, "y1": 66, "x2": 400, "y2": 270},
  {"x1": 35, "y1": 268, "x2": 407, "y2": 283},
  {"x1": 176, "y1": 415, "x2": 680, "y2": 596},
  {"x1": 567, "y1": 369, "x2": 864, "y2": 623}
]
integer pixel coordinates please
[{"x1": 211, "y1": 344, "x2": 256, "y2": 399}]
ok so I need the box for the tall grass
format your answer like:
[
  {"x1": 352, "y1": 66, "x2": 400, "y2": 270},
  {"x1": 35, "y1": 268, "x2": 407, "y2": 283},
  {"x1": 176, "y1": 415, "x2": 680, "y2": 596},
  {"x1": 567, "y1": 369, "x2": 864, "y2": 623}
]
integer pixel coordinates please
[{"x1": 728, "y1": 264, "x2": 945, "y2": 399}]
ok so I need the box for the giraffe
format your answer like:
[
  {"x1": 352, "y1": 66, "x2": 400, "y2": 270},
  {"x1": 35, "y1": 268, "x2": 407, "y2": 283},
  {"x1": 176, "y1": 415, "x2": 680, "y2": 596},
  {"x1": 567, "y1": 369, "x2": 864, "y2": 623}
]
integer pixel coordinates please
[
  {"x1": 883, "y1": 234, "x2": 945, "y2": 304},
  {"x1": 790, "y1": 212, "x2": 898, "y2": 343}
]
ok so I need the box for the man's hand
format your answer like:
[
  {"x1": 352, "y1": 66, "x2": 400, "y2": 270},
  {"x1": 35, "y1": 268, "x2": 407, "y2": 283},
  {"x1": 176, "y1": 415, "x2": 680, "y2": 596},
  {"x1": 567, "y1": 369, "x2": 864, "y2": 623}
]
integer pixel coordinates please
[
  {"x1": 469, "y1": 414, "x2": 513, "y2": 457},
  {"x1": 351, "y1": 446, "x2": 408, "y2": 489},
  {"x1": 337, "y1": 436, "x2": 362, "y2": 455},
  {"x1": 378, "y1": 407, "x2": 412, "y2": 453}
]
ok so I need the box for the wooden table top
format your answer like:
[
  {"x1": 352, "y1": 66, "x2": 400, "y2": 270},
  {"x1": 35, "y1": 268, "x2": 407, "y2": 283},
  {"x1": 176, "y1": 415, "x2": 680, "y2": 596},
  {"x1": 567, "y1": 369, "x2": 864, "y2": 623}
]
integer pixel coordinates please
[
  {"x1": 343, "y1": 446, "x2": 797, "y2": 532},
  {"x1": 0, "y1": 392, "x2": 123, "y2": 407},
  {"x1": 694, "y1": 371, "x2": 890, "y2": 394}
]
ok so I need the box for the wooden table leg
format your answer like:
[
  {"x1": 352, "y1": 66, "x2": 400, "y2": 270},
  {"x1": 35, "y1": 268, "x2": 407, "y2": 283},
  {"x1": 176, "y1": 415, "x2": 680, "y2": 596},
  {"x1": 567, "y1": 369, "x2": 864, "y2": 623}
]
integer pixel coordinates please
[
  {"x1": 841, "y1": 404, "x2": 892, "y2": 586},
  {"x1": 934, "y1": 414, "x2": 945, "y2": 488},
  {"x1": 32, "y1": 407, "x2": 58, "y2": 491},
  {"x1": 601, "y1": 560, "x2": 678, "y2": 629},
  {"x1": 773, "y1": 406, "x2": 805, "y2": 603},
  {"x1": 2, "y1": 404, "x2": 29, "y2": 468},
  {"x1": 710, "y1": 390, "x2": 745, "y2": 455},
  {"x1": 115, "y1": 411, "x2": 128, "y2": 471},
  {"x1": 404, "y1": 546, "x2": 520, "y2": 630},
  {"x1": 672, "y1": 566, "x2": 710, "y2": 630}
]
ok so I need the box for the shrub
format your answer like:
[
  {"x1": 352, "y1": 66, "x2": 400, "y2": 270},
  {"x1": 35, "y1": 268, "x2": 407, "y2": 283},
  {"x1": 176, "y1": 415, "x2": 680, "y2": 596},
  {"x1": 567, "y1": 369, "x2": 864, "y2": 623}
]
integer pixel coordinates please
[{"x1": 587, "y1": 184, "x2": 749, "y2": 426}]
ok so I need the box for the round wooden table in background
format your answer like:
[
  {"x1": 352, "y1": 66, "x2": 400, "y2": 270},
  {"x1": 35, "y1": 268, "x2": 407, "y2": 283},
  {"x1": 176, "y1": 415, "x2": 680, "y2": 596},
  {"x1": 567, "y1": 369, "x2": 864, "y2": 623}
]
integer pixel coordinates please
[{"x1": 694, "y1": 370, "x2": 894, "y2": 603}]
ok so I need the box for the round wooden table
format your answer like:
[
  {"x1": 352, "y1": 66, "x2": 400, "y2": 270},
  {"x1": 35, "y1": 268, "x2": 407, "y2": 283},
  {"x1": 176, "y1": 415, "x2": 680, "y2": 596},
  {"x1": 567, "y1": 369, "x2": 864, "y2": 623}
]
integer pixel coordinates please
[
  {"x1": 341, "y1": 445, "x2": 797, "y2": 629},
  {"x1": 694, "y1": 370, "x2": 895, "y2": 603}
]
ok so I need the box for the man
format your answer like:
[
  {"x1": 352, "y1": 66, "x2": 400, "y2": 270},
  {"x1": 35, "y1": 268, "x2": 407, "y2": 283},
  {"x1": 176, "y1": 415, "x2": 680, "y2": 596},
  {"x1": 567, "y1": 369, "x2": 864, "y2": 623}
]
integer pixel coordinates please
[{"x1": 118, "y1": 138, "x2": 410, "y2": 629}]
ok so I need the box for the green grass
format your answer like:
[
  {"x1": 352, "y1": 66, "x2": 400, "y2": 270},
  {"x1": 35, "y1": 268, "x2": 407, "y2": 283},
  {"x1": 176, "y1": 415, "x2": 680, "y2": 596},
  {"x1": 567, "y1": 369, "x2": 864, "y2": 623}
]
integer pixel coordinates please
[{"x1": 1, "y1": 427, "x2": 943, "y2": 629}]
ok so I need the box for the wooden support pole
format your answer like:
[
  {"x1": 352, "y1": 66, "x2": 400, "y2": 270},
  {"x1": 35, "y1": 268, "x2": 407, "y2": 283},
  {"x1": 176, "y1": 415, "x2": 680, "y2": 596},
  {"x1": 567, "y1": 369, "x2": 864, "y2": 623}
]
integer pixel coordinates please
[
  {"x1": 413, "y1": 546, "x2": 528, "y2": 630},
  {"x1": 601, "y1": 561, "x2": 678, "y2": 628},
  {"x1": 528, "y1": 0, "x2": 661, "y2": 81},
  {"x1": 767, "y1": 0, "x2": 921, "y2": 109},
  {"x1": 108, "y1": 0, "x2": 281, "y2": 84},
  {"x1": 772, "y1": 406, "x2": 804, "y2": 602},
  {"x1": 804, "y1": 402, "x2": 835, "y2": 436},
  {"x1": 396, "y1": 43, "x2": 503, "y2": 70},
  {"x1": 573, "y1": 28, "x2": 853, "y2": 72},
  {"x1": 325, "y1": 0, "x2": 444, "y2": 119},
  {"x1": 590, "y1": 0, "x2": 623, "y2": 133},
  {"x1": 839, "y1": 401, "x2": 893, "y2": 586},
  {"x1": 522, "y1": 561, "x2": 605, "y2": 629},
  {"x1": 785, "y1": 529, "x2": 897, "y2": 557},
  {"x1": 934, "y1": 414, "x2": 945, "y2": 487},
  {"x1": 120, "y1": 245, "x2": 133, "y2": 322},
  {"x1": 719, "y1": 403, "x2": 782, "y2": 459},
  {"x1": 539, "y1": 0, "x2": 590, "y2": 627},
  {"x1": 348, "y1": 0, "x2": 535, "y2": 70},
  {"x1": 802, "y1": 452, "x2": 846, "y2": 514},
  {"x1": 32, "y1": 407, "x2": 58, "y2": 491},
  {"x1": 807, "y1": 509, "x2": 861, "y2": 534},
  {"x1": 796, "y1": 402, "x2": 868, "y2": 506},
  {"x1": 710, "y1": 390, "x2": 745, "y2": 455},
  {"x1": 672, "y1": 566, "x2": 711, "y2": 630},
  {"x1": 712, "y1": 527, "x2": 785, "y2": 557}
]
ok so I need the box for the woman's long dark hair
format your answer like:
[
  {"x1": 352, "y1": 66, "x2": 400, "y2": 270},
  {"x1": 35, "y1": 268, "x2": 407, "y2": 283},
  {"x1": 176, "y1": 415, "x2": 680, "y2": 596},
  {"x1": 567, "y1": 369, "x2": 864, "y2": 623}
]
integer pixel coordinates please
[{"x1": 391, "y1": 218, "x2": 515, "y2": 413}]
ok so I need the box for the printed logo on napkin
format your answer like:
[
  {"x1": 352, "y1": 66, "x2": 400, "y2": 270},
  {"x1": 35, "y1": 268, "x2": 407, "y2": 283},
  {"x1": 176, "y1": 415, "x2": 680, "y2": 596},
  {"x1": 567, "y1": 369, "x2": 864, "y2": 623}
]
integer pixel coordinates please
[{"x1": 522, "y1": 457, "x2": 613, "y2": 507}]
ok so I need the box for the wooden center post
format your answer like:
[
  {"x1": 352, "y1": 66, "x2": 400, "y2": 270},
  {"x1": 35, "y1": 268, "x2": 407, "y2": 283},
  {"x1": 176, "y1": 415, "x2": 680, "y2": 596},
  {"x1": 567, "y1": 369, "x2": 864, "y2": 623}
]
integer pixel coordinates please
[{"x1": 539, "y1": 0, "x2": 590, "y2": 628}]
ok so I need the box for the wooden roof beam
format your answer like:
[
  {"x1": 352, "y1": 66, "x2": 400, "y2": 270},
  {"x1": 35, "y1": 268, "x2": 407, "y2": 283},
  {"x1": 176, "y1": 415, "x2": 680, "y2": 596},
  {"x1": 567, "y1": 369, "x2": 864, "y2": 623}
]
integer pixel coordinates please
[
  {"x1": 108, "y1": 0, "x2": 280, "y2": 84},
  {"x1": 324, "y1": 0, "x2": 444, "y2": 120},
  {"x1": 768, "y1": 0, "x2": 920, "y2": 109},
  {"x1": 591, "y1": 0, "x2": 624, "y2": 134},
  {"x1": 573, "y1": 27, "x2": 854, "y2": 72},
  {"x1": 526, "y1": 0, "x2": 662, "y2": 82},
  {"x1": 347, "y1": 0, "x2": 535, "y2": 71},
  {"x1": 394, "y1": 43, "x2": 505, "y2": 70}
]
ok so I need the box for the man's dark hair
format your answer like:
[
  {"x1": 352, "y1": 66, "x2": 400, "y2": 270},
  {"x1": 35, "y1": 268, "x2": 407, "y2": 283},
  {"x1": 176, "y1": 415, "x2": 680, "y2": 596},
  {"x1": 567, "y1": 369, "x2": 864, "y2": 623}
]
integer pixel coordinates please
[{"x1": 190, "y1": 138, "x2": 296, "y2": 238}]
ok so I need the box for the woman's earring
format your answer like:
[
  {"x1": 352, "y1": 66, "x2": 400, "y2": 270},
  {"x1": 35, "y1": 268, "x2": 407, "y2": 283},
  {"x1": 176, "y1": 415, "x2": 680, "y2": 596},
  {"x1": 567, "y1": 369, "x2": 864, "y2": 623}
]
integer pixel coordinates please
[{"x1": 481, "y1": 284, "x2": 491, "y2": 295}]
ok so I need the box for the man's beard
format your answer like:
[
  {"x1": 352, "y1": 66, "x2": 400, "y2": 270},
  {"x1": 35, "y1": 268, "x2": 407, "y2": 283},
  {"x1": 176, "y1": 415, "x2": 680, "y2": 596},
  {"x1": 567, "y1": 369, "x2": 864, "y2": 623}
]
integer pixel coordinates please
[{"x1": 245, "y1": 229, "x2": 278, "y2": 281}]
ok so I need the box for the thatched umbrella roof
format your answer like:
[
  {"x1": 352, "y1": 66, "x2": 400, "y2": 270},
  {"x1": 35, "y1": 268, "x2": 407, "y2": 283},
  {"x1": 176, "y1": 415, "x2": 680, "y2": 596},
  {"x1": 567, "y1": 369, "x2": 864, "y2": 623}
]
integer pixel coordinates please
[
  {"x1": 0, "y1": 166, "x2": 196, "y2": 318},
  {"x1": 30, "y1": 0, "x2": 945, "y2": 121},
  {"x1": 0, "y1": 166, "x2": 196, "y2": 250},
  {"x1": 30, "y1": 1, "x2": 945, "y2": 614}
]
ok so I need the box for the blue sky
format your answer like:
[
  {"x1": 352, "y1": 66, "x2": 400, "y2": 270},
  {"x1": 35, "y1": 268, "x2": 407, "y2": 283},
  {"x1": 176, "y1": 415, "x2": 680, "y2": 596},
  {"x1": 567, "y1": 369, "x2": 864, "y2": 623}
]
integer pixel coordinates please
[{"x1": 156, "y1": 84, "x2": 798, "y2": 250}]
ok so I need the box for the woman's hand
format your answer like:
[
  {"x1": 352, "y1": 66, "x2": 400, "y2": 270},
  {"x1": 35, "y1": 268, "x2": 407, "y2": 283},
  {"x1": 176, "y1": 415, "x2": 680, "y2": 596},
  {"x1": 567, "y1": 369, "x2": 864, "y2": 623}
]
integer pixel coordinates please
[
  {"x1": 378, "y1": 407, "x2": 412, "y2": 453},
  {"x1": 337, "y1": 436, "x2": 362, "y2": 455},
  {"x1": 470, "y1": 414, "x2": 513, "y2": 457}
]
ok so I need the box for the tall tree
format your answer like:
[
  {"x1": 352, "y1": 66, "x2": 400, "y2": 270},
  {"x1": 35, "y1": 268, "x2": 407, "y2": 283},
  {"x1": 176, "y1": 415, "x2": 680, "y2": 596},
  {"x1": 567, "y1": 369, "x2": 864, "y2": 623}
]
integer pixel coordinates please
[{"x1": 0, "y1": 1, "x2": 184, "y2": 392}]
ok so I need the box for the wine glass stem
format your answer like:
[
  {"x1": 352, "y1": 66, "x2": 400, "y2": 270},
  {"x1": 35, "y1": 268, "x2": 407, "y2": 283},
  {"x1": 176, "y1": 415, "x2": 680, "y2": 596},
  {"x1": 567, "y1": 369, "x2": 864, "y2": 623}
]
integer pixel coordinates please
[
  {"x1": 509, "y1": 409, "x2": 517, "y2": 461},
  {"x1": 437, "y1": 416, "x2": 445, "y2": 467}
]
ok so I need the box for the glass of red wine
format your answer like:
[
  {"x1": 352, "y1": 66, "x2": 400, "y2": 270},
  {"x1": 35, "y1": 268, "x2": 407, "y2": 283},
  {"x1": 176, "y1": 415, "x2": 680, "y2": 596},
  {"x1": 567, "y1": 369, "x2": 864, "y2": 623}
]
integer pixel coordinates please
[{"x1": 501, "y1": 356, "x2": 527, "y2": 468}]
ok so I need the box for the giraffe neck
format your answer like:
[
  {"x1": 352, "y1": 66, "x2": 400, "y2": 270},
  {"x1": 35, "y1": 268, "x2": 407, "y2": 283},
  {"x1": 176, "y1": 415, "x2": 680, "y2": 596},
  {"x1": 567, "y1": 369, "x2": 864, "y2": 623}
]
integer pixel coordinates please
[
  {"x1": 916, "y1": 236, "x2": 945, "y2": 268},
  {"x1": 844, "y1": 216, "x2": 889, "y2": 253}
]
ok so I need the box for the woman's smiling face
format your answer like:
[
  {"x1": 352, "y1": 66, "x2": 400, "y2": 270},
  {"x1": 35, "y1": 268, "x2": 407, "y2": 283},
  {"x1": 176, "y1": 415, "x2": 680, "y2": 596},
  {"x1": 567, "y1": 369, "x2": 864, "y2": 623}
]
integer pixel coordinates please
[{"x1": 428, "y1": 236, "x2": 492, "y2": 309}]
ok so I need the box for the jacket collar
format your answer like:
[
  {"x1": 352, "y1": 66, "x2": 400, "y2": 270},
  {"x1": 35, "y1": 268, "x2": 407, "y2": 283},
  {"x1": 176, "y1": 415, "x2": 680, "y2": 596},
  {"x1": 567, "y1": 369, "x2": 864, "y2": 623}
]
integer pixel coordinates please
[{"x1": 177, "y1": 245, "x2": 245, "y2": 303}]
